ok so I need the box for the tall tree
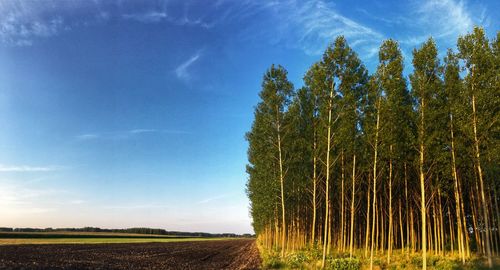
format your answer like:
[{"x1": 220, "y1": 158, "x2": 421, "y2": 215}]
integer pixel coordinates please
[
  {"x1": 410, "y1": 38, "x2": 441, "y2": 270},
  {"x1": 458, "y1": 27, "x2": 496, "y2": 268},
  {"x1": 246, "y1": 64, "x2": 294, "y2": 257},
  {"x1": 303, "y1": 63, "x2": 327, "y2": 246},
  {"x1": 443, "y1": 49, "x2": 467, "y2": 263},
  {"x1": 377, "y1": 39, "x2": 414, "y2": 263}
]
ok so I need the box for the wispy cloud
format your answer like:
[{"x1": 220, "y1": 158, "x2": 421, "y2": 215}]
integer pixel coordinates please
[
  {"x1": 0, "y1": 13, "x2": 66, "y2": 46},
  {"x1": 197, "y1": 193, "x2": 235, "y2": 204},
  {"x1": 76, "y1": 134, "x2": 100, "y2": 140},
  {"x1": 233, "y1": 0, "x2": 384, "y2": 57},
  {"x1": 104, "y1": 203, "x2": 170, "y2": 210},
  {"x1": 123, "y1": 10, "x2": 213, "y2": 29},
  {"x1": 288, "y1": 0, "x2": 383, "y2": 56},
  {"x1": 418, "y1": 0, "x2": 474, "y2": 38},
  {"x1": 123, "y1": 11, "x2": 167, "y2": 23},
  {"x1": 76, "y1": 128, "x2": 189, "y2": 141},
  {"x1": 175, "y1": 51, "x2": 202, "y2": 80},
  {"x1": 0, "y1": 164, "x2": 62, "y2": 172},
  {"x1": 0, "y1": 183, "x2": 70, "y2": 216},
  {"x1": 401, "y1": 0, "x2": 486, "y2": 47},
  {"x1": 0, "y1": 1, "x2": 213, "y2": 46},
  {"x1": 129, "y1": 129, "x2": 157, "y2": 134},
  {"x1": 69, "y1": 199, "x2": 86, "y2": 205}
]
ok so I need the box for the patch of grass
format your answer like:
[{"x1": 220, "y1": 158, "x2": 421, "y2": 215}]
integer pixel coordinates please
[{"x1": 256, "y1": 244, "x2": 498, "y2": 270}]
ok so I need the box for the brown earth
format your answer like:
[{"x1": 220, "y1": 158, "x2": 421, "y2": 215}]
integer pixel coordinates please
[{"x1": 0, "y1": 239, "x2": 261, "y2": 270}]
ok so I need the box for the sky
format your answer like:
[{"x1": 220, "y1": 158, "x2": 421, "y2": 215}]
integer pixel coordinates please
[{"x1": 0, "y1": 0, "x2": 498, "y2": 234}]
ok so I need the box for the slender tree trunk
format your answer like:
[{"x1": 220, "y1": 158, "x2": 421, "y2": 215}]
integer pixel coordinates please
[
  {"x1": 365, "y1": 175, "x2": 371, "y2": 257},
  {"x1": 328, "y1": 201, "x2": 333, "y2": 255},
  {"x1": 312, "y1": 138, "x2": 318, "y2": 245},
  {"x1": 399, "y1": 199, "x2": 404, "y2": 250},
  {"x1": 405, "y1": 163, "x2": 409, "y2": 258},
  {"x1": 493, "y1": 186, "x2": 500, "y2": 256},
  {"x1": 387, "y1": 145, "x2": 393, "y2": 263},
  {"x1": 322, "y1": 81, "x2": 335, "y2": 268},
  {"x1": 472, "y1": 179, "x2": 484, "y2": 253},
  {"x1": 448, "y1": 202, "x2": 454, "y2": 254},
  {"x1": 433, "y1": 197, "x2": 438, "y2": 255},
  {"x1": 411, "y1": 206, "x2": 415, "y2": 254},
  {"x1": 370, "y1": 97, "x2": 381, "y2": 270},
  {"x1": 341, "y1": 150, "x2": 345, "y2": 251},
  {"x1": 438, "y1": 188, "x2": 445, "y2": 255},
  {"x1": 450, "y1": 113, "x2": 466, "y2": 263},
  {"x1": 350, "y1": 154, "x2": 356, "y2": 258},
  {"x1": 472, "y1": 93, "x2": 493, "y2": 267},
  {"x1": 458, "y1": 176, "x2": 471, "y2": 257},
  {"x1": 419, "y1": 92, "x2": 427, "y2": 270},
  {"x1": 277, "y1": 118, "x2": 286, "y2": 258}
]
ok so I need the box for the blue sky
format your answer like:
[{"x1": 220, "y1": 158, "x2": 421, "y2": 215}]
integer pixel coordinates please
[{"x1": 0, "y1": 0, "x2": 497, "y2": 234}]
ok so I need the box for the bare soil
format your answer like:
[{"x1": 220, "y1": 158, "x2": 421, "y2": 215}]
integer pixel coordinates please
[{"x1": 0, "y1": 239, "x2": 261, "y2": 269}]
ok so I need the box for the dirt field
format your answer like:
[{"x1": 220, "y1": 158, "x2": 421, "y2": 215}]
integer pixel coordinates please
[{"x1": 0, "y1": 239, "x2": 261, "y2": 269}]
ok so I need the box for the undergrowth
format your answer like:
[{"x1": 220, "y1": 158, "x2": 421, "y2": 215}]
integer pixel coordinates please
[{"x1": 258, "y1": 241, "x2": 497, "y2": 270}]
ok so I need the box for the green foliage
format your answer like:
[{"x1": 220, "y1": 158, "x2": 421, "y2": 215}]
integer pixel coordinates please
[
  {"x1": 435, "y1": 259, "x2": 461, "y2": 270},
  {"x1": 262, "y1": 250, "x2": 284, "y2": 269},
  {"x1": 326, "y1": 257, "x2": 361, "y2": 270},
  {"x1": 285, "y1": 251, "x2": 310, "y2": 268}
]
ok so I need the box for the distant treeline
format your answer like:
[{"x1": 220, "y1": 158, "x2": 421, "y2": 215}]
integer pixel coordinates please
[{"x1": 0, "y1": 227, "x2": 254, "y2": 238}]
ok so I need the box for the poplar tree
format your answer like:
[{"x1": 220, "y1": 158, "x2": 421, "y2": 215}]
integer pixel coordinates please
[
  {"x1": 246, "y1": 64, "x2": 294, "y2": 257},
  {"x1": 458, "y1": 27, "x2": 496, "y2": 268},
  {"x1": 377, "y1": 39, "x2": 414, "y2": 263},
  {"x1": 410, "y1": 38, "x2": 441, "y2": 270},
  {"x1": 443, "y1": 49, "x2": 467, "y2": 263}
]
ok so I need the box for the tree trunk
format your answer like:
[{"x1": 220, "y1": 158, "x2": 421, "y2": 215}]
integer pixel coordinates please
[
  {"x1": 365, "y1": 175, "x2": 371, "y2": 257},
  {"x1": 277, "y1": 119, "x2": 286, "y2": 258},
  {"x1": 472, "y1": 93, "x2": 493, "y2": 268},
  {"x1": 405, "y1": 163, "x2": 410, "y2": 257},
  {"x1": 419, "y1": 93, "x2": 427, "y2": 270},
  {"x1": 341, "y1": 150, "x2": 345, "y2": 251},
  {"x1": 322, "y1": 81, "x2": 335, "y2": 268},
  {"x1": 350, "y1": 154, "x2": 356, "y2": 258},
  {"x1": 387, "y1": 145, "x2": 393, "y2": 263},
  {"x1": 369, "y1": 97, "x2": 381, "y2": 270},
  {"x1": 450, "y1": 113, "x2": 466, "y2": 263},
  {"x1": 312, "y1": 138, "x2": 317, "y2": 245}
]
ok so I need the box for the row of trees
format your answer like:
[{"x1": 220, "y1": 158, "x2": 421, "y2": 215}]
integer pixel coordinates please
[
  {"x1": 0, "y1": 227, "x2": 250, "y2": 237},
  {"x1": 246, "y1": 27, "x2": 499, "y2": 269}
]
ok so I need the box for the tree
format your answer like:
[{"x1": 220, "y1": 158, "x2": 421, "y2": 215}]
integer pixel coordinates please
[
  {"x1": 458, "y1": 27, "x2": 496, "y2": 268},
  {"x1": 377, "y1": 39, "x2": 414, "y2": 263},
  {"x1": 246, "y1": 64, "x2": 294, "y2": 257},
  {"x1": 444, "y1": 49, "x2": 467, "y2": 262},
  {"x1": 410, "y1": 38, "x2": 441, "y2": 270}
]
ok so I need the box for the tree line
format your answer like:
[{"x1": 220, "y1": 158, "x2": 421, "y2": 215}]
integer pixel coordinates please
[
  {"x1": 0, "y1": 227, "x2": 252, "y2": 238},
  {"x1": 246, "y1": 26, "x2": 499, "y2": 269}
]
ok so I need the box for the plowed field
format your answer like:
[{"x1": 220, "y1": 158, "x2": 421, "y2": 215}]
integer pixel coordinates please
[{"x1": 0, "y1": 239, "x2": 261, "y2": 269}]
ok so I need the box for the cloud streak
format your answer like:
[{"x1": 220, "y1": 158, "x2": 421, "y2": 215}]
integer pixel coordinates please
[
  {"x1": 231, "y1": 0, "x2": 384, "y2": 57},
  {"x1": 76, "y1": 128, "x2": 189, "y2": 141},
  {"x1": 0, "y1": 164, "x2": 62, "y2": 172},
  {"x1": 400, "y1": 0, "x2": 487, "y2": 48},
  {"x1": 0, "y1": 0, "x2": 213, "y2": 46},
  {"x1": 289, "y1": 0, "x2": 383, "y2": 56},
  {"x1": 417, "y1": 0, "x2": 474, "y2": 38},
  {"x1": 197, "y1": 193, "x2": 235, "y2": 204},
  {"x1": 123, "y1": 11, "x2": 167, "y2": 23},
  {"x1": 175, "y1": 51, "x2": 202, "y2": 80}
]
